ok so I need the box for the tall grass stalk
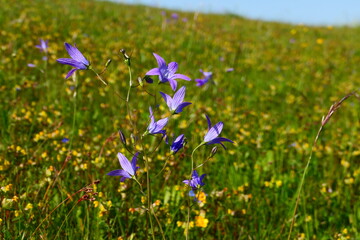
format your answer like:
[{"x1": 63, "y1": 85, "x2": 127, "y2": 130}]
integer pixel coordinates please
[{"x1": 287, "y1": 92, "x2": 355, "y2": 240}]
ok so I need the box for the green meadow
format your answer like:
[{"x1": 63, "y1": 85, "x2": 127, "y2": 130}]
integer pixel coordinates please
[{"x1": 1, "y1": 0, "x2": 360, "y2": 239}]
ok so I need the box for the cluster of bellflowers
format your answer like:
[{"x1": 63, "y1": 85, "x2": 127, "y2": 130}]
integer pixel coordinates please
[{"x1": 56, "y1": 42, "x2": 233, "y2": 235}]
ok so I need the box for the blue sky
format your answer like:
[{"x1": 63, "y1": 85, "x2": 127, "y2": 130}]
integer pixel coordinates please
[{"x1": 112, "y1": 0, "x2": 360, "y2": 26}]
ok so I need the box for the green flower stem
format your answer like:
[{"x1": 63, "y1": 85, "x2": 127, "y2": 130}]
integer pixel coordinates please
[
  {"x1": 126, "y1": 64, "x2": 132, "y2": 102},
  {"x1": 140, "y1": 137, "x2": 166, "y2": 240},
  {"x1": 89, "y1": 67, "x2": 108, "y2": 86},
  {"x1": 68, "y1": 72, "x2": 78, "y2": 151},
  {"x1": 140, "y1": 139, "x2": 156, "y2": 240},
  {"x1": 133, "y1": 177, "x2": 146, "y2": 196},
  {"x1": 185, "y1": 142, "x2": 205, "y2": 240},
  {"x1": 191, "y1": 142, "x2": 205, "y2": 171}
]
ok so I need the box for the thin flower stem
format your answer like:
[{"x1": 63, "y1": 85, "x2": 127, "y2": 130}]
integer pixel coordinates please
[
  {"x1": 90, "y1": 68, "x2": 108, "y2": 86},
  {"x1": 68, "y1": 73, "x2": 78, "y2": 151},
  {"x1": 140, "y1": 139, "x2": 156, "y2": 240},
  {"x1": 124, "y1": 63, "x2": 137, "y2": 134},
  {"x1": 133, "y1": 177, "x2": 146, "y2": 196},
  {"x1": 155, "y1": 155, "x2": 172, "y2": 177},
  {"x1": 185, "y1": 142, "x2": 204, "y2": 240},
  {"x1": 150, "y1": 135, "x2": 166, "y2": 154},
  {"x1": 191, "y1": 143, "x2": 205, "y2": 171},
  {"x1": 151, "y1": 207, "x2": 166, "y2": 240},
  {"x1": 126, "y1": 65, "x2": 132, "y2": 102}
]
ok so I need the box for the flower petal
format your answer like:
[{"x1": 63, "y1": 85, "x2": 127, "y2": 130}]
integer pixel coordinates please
[
  {"x1": 107, "y1": 169, "x2": 131, "y2": 179},
  {"x1": 168, "y1": 78, "x2": 178, "y2": 91},
  {"x1": 206, "y1": 137, "x2": 234, "y2": 146},
  {"x1": 131, "y1": 152, "x2": 140, "y2": 174},
  {"x1": 160, "y1": 92, "x2": 173, "y2": 111},
  {"x1": 64, "y1": 43, "x2": 89, "y2": 66},
  {"x1": 57, "y1": 58, "x2": 85, "y2": 69},
  {"x1": 149, "y1": 106, "x2": 155, "y2": 125},
  {"x1": 65, "y1": 68, "x2": 78, "y2": 79},
  {"x1": 205, "y1": 115, "x2": 212, "y2": 130},
  {"x1": 173, "y1": 86, "x2": 186, "y2": 108},
  {"x1": 192, "y1": 170, "x2": 199, "y2": 178},
  {"x1": 195, "y1": 79, "x2": 207, "y2": 86},
  {"x1": 168, "y1": 62, "x2": 178, "y2": 74},
  {"x1": 146, "y1": 68, "x2": 160, "y2": 76},
  {"x1": 154, "y1": 118, "x2": 168, "y2": 132},
  {"x1": 204, "y1": 122, "x2": 223, "y2": 142},
  {"x1": 153, "y1": 53, "x2": 166, "y2": 68},
  {"x1": 172, "y1": 73, "x2": 191, "y2": 81},
  {"x1": 117, "y1": 152, "x2": 134, "y2": 176},
  {"x1": 175, "y1": 102, "x2": 191, "y2": 114},
  {"x1": 183, "y1": 180, "x2": 190, "y2": 185}
]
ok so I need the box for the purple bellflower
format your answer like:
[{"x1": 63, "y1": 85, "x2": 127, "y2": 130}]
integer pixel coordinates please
[
  {"x1": 183, "y1": 170, "x2": 206, "y2": 190},
  {"x1": 170, "y1": 134, "x2": 186, "y2": 154},
  {"x1": 145, "y1": 107, "x2": 168, "y2": 136},
  {"x1": 203, "y1": 115, "x2": 233, "y2": 149},
  {"x1": 35, "y1": 39, "x2": 49, "y2": 53},
  {"x1": 107, "y1": 152, "x2": 140, "y2": 182},
  {"x1": 57, "y1": 43, "x2": 90, "y2": 79},
  {"x1": 160, "y1": 86, "x2": 191, "y2": 114},
  {"x1": 145, "y1": 53, "x2": 191, "y2": 91},
  {"x1": 195, "y1": 69, "x2": 213, "y2": 87}
]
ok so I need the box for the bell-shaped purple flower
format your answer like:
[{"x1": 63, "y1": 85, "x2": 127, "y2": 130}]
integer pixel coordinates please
[
  {"x1": 203, "y1": 115, "x2": 233, "y2": 149},
  {"x1": 146, "y1": 107, "x2": 168, "y2": 136},
  {"x1": 183, "y1": 170, "x2": 206, "y2": 190},
  {"x1": 160, "y1": 86, "x2": 191, "y2": 114},
  {"x1": 145, "y1": 53, "x2": 191, "y2": 91},
  {"x1": 57, "y1": 43, "x2": 90, "y2": 79},
  {"x1": 195, "y1": 69, "x2": 212, "y2": 87},
  {"x1": 35, "y1": 39, "x2": 49, "y2": 53},
  {"x1": 107, "y1": 152, "x2": 140, "y2": 182},
  {"x1": 170, "y1": 134, "x2": 185, "y2": 154}
]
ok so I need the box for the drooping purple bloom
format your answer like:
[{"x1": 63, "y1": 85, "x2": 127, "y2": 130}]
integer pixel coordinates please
[
  {"x1": 57, "y1": 43, "x2": 90, "y2": 79},
  {"x1": 107, "y1": 152, "x2": 140, "y2": 182},
  {"x1": 35, "y1": 39, "x2": 49, "y2": 53},
  {"x1": 27, "y1": 63, "x2": 36, "y2": 68},
  {"x1": 61, "y1": 138, "x2": 69, "y2": 143},
  {"x1": 226, "y1": 68, "x2": 234, "y2": 72},
  {"x1": 170, "y1": 134, "x2": 185, "y2": 154},
  {"x1": 145, "y1": 53, "x2": 191, "y2": 91},
  {"x1": 195, "y1": 69, "x2": 213, "y2": 87},
  {"x1": 146, "y1": 107, "x2": 168, "y2": 136},
  {"x1": 160, "y1": 86, "x2": 191, "y2": 114},
  {"x1": 183, "y1": 170, "x2": 206, "y2": 190},
  {"x1": 203, "y1": 115, "x2": 233, "y2": 149}
]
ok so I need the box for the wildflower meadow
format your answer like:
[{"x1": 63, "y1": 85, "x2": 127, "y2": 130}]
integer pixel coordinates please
[{"x1": 1, "y1": 0, "x2": 360, "y2": 239}]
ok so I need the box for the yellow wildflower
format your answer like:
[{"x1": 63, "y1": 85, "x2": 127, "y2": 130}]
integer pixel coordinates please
[{"x1": 25, "y1": 203, "x2": 33, "y2": 211}]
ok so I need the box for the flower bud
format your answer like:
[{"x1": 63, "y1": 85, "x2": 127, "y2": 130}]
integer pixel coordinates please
[
  {"x1": 105, "y1": 59, "x2": 112, "y2": 67},
  {"x1": 138, "y1": 77, "x2": 143, "y2": 87},
  {"x1": 120, "y1": 49, "x2": 131, "y2": 67},
  {"x1": 144, "y1": 75, "x2": 153, "y2": 84},
  {"x1": 118, "y1": 130, "x2": 127, "y2": 145},
  {"x1": 209, "y1": 146, "x2": 218, "y2": 158}
]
